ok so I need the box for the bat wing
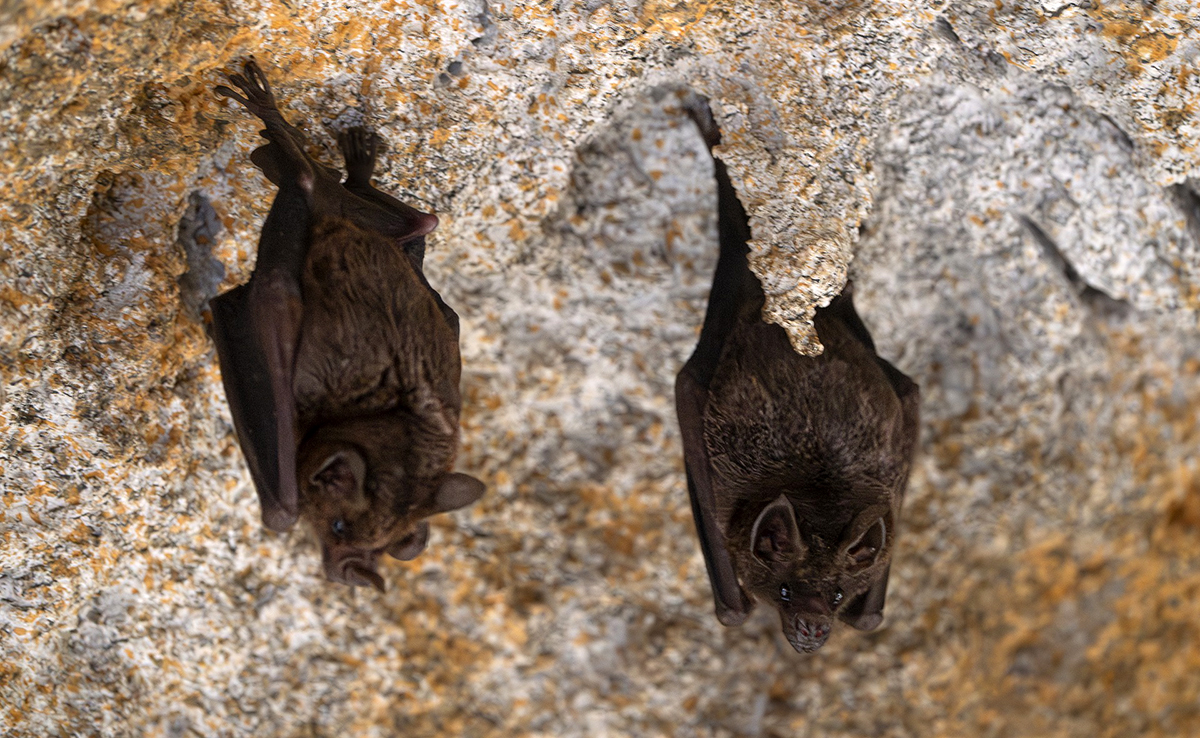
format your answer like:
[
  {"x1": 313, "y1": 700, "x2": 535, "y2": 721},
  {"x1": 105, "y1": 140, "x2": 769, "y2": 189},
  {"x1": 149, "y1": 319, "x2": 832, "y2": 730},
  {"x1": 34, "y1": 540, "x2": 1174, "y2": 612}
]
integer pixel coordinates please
[
  {"x1": 840, "y1": 351, "x2": 920, "y2": 632},
  {"x1": 675, "y1": 149, "x2": 763, "y2": 627},
  {"x1": 879, "y1": 357, "x2": 920, "y2": 469},
  {"x1": 821, "y1": 280, "x2": 920, "y2": 456},
  {"x1": 211, "y1": 283, "x2": 299, "y2": 531},
  {"x1": 819, "y1": 282, "x2": 877, "y2": 353},
  {"x1": 210, "y1": 183, "x2": 312, "y2": 532},
  {"x1": 676, "y1": 370, "x2": 752, "y2": 626},
  {"x1": 839, "y1": 563, "x2": 891, "y2": 631}
]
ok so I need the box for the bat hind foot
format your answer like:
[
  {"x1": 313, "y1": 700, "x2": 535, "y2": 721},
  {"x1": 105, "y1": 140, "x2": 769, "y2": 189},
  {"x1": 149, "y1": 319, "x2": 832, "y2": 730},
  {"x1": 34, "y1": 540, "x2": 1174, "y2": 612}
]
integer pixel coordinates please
[
  {"x1": 216, "y1": 58, "x2": 282, "y2": 123},
  {"x1": 339, "y1": 127, "x2": 380, "y2": 187}
]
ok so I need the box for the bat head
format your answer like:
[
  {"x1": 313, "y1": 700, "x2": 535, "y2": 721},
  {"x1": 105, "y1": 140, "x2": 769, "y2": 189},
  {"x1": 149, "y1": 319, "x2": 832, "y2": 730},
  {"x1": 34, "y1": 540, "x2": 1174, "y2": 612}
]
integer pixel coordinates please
[
  {"x1": 746, "y1": 494, "x2": 893, "y2": 653},
  {"x1": 297, "y1": 441, "x2": 485, "y2": 591}
]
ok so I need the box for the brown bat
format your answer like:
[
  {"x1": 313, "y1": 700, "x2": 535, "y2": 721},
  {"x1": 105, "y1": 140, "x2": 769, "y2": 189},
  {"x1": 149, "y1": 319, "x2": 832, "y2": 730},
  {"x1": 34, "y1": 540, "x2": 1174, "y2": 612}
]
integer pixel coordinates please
[
  {"x1": 675, "y1": 101, "x2": 919, "y2": 653},
  {"x1": 209, "y1": 59, "x2": 484, "y2": 591}
]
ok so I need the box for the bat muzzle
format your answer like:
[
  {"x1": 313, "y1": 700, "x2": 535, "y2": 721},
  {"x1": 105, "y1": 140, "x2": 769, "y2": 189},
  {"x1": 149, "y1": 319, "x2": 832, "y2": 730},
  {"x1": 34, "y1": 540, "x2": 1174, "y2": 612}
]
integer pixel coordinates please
[{"x1": 786, "y1": 617, "x2": 832, "y2": 653}]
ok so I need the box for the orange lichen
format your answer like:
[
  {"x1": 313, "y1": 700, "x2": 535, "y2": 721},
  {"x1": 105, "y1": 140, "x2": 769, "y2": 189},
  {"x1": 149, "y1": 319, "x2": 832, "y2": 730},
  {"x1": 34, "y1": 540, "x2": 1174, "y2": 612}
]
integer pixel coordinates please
[{"x1": 1092, "y1": 2, "x2": 1182, "y2": 76}]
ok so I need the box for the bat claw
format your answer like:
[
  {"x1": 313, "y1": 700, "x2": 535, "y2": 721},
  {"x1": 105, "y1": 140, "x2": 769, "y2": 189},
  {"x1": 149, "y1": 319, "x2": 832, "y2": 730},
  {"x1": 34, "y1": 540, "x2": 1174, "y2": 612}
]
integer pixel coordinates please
[
  {"x1": 244, "y1": 57, "x2": 272, "y2": 96},
  {"x1": 715, "y1": 597, "x2": 751, "y2": 627}
]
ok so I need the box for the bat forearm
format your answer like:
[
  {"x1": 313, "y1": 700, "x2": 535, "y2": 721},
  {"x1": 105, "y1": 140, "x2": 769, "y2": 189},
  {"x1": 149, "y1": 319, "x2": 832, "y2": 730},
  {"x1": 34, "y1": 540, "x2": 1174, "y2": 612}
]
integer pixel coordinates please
[{"x1": 676, "y1": 369, "x2": 752, "y2": 625}]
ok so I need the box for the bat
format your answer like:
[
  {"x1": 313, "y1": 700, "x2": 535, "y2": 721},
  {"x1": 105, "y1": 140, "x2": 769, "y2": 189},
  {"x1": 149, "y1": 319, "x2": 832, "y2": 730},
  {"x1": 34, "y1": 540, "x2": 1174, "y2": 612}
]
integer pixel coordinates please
[
  {"x1": 675, "y1": 99, "x2": 919, "y2": 653},
  {"x1": 208, "y1": 59, "x2": 484, "y2": 591}
]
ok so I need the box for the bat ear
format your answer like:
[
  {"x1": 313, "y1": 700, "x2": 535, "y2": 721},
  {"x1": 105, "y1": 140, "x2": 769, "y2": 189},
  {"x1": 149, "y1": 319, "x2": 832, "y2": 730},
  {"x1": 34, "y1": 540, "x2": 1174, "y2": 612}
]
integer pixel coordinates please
[
  {"x1": 751, "y1": 495, "x2": 802, "y2": 565},
  {"x1": 846, "y1": 516, "x2": 887, "y2": 573},
  {"x1": 430, "y1": 473, "x2": 486, "y2": 515},
  {"x1": 842, "y1": 505, "x2": 890, "y2": 573},
  {"x1": 386, "y1": 521, "x2": 430, "y2": 561},
  {"x1": 839, "y1": 563, "x2": 890, "y2": 631},
  {"x1": 310, "y1": 449, "x2": 367, "y2": 497}
]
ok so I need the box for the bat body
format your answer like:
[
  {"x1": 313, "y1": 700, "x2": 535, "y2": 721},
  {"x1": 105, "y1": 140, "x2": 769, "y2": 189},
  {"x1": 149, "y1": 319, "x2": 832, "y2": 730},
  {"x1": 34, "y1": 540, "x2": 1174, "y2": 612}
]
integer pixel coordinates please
[
  {"x1": 676, "y1": 103, "x2": 919, "y2": 653},
  {"x1": 210, "y1": 60, "x2": 484, "y2": 591}
]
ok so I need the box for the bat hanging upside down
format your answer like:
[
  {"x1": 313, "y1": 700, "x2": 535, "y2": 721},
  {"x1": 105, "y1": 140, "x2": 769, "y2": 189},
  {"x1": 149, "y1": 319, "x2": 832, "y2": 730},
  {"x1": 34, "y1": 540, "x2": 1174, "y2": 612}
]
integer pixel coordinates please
[
  {"x1": 209, "y1": 59, "x2": 484, "y2": 592},
  {"x1": 675, "y1": 100, "x2": 920, "y2": 653}
]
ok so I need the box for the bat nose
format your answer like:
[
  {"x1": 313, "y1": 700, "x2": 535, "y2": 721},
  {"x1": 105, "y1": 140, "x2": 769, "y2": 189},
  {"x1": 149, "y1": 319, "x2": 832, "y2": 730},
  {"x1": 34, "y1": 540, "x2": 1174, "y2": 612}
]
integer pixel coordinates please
[
  {"x1": 797, "y1": 621, "x2": 829, "y2": 640},
  {"x1": 321, "y1": 546, "x2": 385, "y2": 591},
  {"x1": 328, "y1": 558, "x2": 385, "y2": 591}
]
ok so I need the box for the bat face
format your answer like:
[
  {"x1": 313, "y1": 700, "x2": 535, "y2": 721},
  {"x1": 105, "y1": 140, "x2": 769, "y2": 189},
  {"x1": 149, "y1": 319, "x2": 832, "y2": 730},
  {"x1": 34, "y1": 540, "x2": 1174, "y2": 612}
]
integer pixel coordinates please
[
  {"x1": 297, "y1": 443, "x2": 399, "y2": 591},
  {"x1": 744, "y1": 496, "x2": 892, "y2": 652},
  {"x1": 296, "y1": 438, "x2": 485, "y2": 592}
]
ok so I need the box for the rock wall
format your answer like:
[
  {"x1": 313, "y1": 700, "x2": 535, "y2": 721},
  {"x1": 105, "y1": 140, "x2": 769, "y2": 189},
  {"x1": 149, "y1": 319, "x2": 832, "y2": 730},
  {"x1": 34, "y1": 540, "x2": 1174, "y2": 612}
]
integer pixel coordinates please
[{"x1": 1, "y1": 1, "x2": 1198, "y2": 736}]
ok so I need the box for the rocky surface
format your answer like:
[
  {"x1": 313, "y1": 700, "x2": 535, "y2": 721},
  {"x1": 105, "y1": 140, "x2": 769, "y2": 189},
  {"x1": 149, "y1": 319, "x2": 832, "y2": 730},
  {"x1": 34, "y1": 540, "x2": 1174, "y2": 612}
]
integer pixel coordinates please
[{"x1": 1, "y1": 1, "x2": 1198, "y2": 736}]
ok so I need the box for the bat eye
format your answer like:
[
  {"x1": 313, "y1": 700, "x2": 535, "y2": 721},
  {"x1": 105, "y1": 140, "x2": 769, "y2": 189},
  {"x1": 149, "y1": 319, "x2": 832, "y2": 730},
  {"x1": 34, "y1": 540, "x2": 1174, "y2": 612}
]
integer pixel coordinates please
[
  {"x1": 832, "y1": 589, "x2": 844, "y2": 606},
  {"x1": 780, "y1": 585, "x2": 791, "y2": 603},
  {"x1": 331, "y1": 519, "x2": 348, "y2": 538}
]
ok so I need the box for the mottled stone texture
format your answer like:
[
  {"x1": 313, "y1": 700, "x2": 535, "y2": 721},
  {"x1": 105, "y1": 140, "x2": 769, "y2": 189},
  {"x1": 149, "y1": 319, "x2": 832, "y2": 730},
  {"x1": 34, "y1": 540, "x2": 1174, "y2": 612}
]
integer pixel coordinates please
[{"x1": 1, "y1": 1, "x2": 1198, "y2": 737}]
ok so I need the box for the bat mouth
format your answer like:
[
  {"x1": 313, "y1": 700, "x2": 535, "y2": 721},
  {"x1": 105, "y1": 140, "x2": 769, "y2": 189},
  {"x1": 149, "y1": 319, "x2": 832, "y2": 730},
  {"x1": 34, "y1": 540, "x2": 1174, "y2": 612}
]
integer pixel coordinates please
[{"x1": 787, "y1": 633, "x2": 830, "y2": 653}]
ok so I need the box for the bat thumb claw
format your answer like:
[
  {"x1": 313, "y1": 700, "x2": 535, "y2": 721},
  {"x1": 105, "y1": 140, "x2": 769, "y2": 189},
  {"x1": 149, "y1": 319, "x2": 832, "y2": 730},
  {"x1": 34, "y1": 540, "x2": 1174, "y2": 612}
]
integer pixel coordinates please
[
  {"x1": 715, "y1": 599, "x2": 751, "y2": 627},
  {"x1": 261, "y1": 505, "x2": 298, "y2": 532},
  {"x1": 843, "y1": 612, "x2": 883, "y2": 631}
]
